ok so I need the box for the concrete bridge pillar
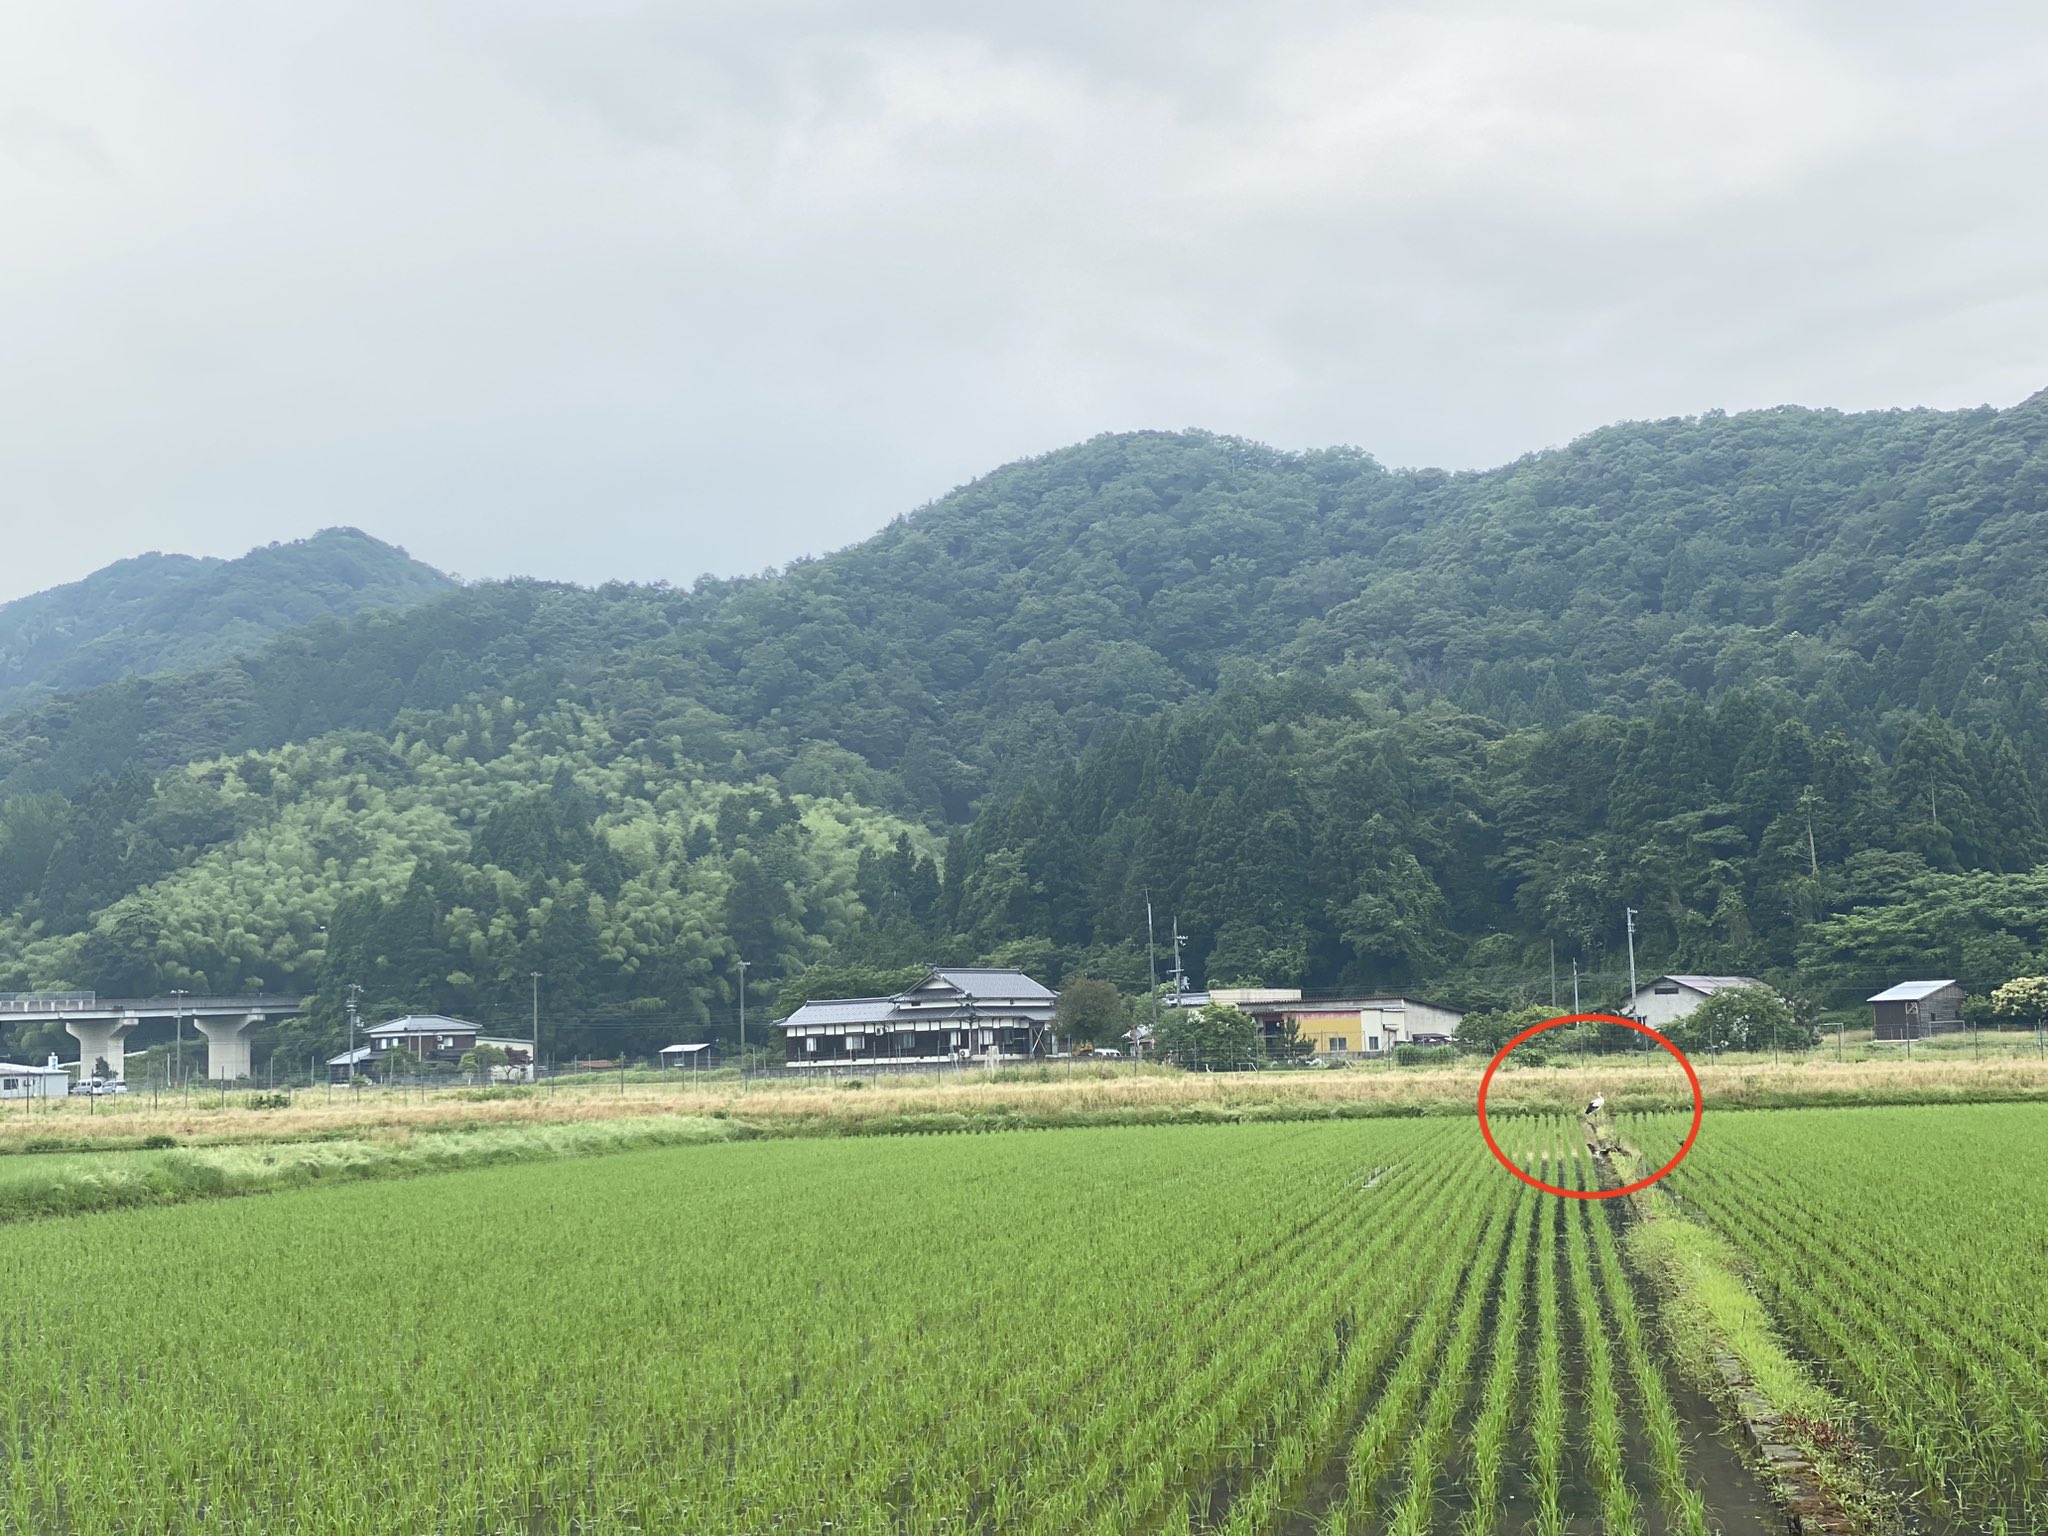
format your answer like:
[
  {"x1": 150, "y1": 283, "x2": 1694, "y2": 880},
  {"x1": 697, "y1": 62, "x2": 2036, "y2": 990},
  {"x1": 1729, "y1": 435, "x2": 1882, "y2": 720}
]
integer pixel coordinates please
[
  {"x1": 64, "y1": 1016, "x2": 136, "y2": 1081},
  {"x1": 193, "y1": 1013, "x2": 261, "y2": 1082}
]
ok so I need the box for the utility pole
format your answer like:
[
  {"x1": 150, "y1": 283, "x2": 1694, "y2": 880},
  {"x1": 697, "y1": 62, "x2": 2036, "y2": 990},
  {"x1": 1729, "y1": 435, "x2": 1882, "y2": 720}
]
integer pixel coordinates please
[
  {"x1": 1624, "y1": 907, "x2": 1640, "y2": 1021},
  {"x1": 530, "y1": 972, "x2": 541, "y2": 1087},
  {"x1": 737, "y1": 957, "x2": 750, "y2": 1087},
  {"x1": 1146, "y1": 895, "x2": 1159, "y2": 1073},
  {"x1": 345, "y1": 983, "x2": 362, "y2": 1084},
  {"x1": 1797, "y1": 786, "x2": 1820, "y2": 876},
  {"x1": 170, "y1": 989, "x2": 188, "y2": 1087},
  {"x1": 1170, "y1": 917, "x2": 1187, "y2": 1001},
  {"x1": 1549, "y1": 940, "x2": 1557, "y2": 1012},
  {"x1": 1571, "y1": 959, "x2": 1580, "y2": 1015}
]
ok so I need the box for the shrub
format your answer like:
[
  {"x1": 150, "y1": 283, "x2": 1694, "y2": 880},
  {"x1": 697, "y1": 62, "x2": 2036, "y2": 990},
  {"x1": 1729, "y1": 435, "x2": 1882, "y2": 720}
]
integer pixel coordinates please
[{"x1": 1394, "y1": 1045, "x2": 1459, "y2": 1067}]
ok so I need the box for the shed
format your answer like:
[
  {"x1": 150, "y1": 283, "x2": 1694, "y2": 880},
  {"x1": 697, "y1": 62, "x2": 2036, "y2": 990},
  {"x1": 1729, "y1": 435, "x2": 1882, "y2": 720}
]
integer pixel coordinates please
[
  {"x1": 1868, "y1": 981, "x2": 1964, "y2": 1040},
  {"x1": 659, "y1": 1042, "x2": 717, "y2": 1071},
  {"x1": 326, "y1": 1045, "x2": 373, "y2": 1082},
  {"x1": 0, "y1": 1059, "x2": 71, "y2": 1100}
]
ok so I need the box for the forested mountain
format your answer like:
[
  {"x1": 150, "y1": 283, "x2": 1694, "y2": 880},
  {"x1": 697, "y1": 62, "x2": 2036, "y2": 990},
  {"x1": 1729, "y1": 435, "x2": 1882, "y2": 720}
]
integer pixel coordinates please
[
  {"x1": 3, "y1": 395, "x2": 2048, "y2": 1064},
  {"x1": 0, "y1": 529, "x2": 452, "y2": 715}
]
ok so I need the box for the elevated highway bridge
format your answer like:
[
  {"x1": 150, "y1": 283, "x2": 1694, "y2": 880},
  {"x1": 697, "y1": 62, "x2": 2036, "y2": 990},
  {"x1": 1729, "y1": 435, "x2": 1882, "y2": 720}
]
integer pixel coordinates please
[{"x1": 0, "y1": 993, "x2": 308, "y2": 1082}]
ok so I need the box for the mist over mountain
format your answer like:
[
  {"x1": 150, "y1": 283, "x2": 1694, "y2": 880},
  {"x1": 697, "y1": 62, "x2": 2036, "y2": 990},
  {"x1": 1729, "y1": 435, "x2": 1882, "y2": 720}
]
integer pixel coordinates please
[
  {"x1": 2, "y1": 397, "x2": 2046, "y2": 1064},
  {"x1": 0, "y1": 528, "x2": 453, "y2": 716}
]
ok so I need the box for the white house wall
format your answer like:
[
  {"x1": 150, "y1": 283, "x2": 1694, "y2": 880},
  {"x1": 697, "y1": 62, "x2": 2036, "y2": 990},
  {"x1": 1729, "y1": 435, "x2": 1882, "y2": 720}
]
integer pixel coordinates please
[{"x1": 1627, "y1": 986, "x2": 1706, "y2": 1030}]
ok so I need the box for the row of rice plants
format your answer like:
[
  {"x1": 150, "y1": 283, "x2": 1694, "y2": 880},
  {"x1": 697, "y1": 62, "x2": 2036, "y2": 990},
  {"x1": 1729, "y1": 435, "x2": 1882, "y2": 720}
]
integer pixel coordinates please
[
  {"x1": 1212, "y1": 1163, "x2": 1501, "y2": 1535},
  {"x1": 1642, "y1": 1103, "x2": 2048, "y2": 1528},
  {"x1": 1560, "y1": 1148, "x2": 1642, "y2": 1536},
  {"x1": 1456, "y1": 1174, "x2": 1534, "y2": 1536},
  {"x1": 1529, "y1": 1139, "x2": 1568, "y2": 1535}
]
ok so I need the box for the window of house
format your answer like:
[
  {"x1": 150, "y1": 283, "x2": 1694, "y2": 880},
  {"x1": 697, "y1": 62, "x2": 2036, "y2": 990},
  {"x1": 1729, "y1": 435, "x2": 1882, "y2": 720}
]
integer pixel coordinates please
[
  {"x1": 1366, "y1": 1036, "x2": 1378, "y2": 1052},
  {"x1": 805, "y1": 1036, "x2": 817, "y2": 1053},
  {"x1": 2, "y1": 1079, "x2": 16, "y2": 1093},
  {"x1": 1653, "y1": 984, "x2": 1680, "y2": 994},
  {"x1": 1330, "y1": 1035, "x2": 1349, "y2": 1052}
]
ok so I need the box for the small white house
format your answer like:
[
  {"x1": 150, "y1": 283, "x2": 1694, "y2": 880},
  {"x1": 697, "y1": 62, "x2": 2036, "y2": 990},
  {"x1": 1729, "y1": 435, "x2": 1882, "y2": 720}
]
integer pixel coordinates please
[
  {"x1": 1620, "y1": 975, "x2": 1766, "y2": 1030},
  {"x1": 0, "y1": 1056, "x2": 71, "y2": 1100}
]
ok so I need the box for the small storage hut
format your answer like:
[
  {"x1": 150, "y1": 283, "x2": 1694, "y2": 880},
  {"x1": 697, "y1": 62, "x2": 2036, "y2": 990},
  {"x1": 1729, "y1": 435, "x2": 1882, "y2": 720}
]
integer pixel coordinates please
[{"x1": 1868, "y1": 980, "x2": 1964, "y2": 1040}]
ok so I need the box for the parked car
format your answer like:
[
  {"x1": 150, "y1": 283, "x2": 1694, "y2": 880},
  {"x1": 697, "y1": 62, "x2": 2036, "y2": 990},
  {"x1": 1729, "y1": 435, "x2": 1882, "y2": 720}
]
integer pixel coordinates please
[{"x1": 1092, "y1": 1047, "x2": 1122, "y2": 1058}]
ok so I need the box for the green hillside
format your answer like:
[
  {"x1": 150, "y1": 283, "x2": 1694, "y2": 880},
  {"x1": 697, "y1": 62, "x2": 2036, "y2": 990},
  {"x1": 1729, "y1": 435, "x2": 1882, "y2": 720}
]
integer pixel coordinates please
[
  {"x1": 3, "y1": 397, "x2": 2047, "y2": 1064},
  {"x1": 0, "y1": 528, "x2": 453, "y2": 715}
]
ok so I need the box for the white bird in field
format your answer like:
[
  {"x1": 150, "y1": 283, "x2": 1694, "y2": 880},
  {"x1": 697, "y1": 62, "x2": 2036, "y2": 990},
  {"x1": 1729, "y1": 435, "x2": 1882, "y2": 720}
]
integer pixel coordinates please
[{"x1": 1586, "y1": 1095, "x2": 1605, "y2": 1114}]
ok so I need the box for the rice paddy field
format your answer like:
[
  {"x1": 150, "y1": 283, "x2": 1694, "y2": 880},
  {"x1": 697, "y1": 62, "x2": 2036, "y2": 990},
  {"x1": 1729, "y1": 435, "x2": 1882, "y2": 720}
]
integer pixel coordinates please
[
  {"x1": 0, "y1": 1104, "x2": 2041, "y2": 1534},
  {"x1": 1639, "y1": 1102, "x2": 2048, "y2": 1533}
]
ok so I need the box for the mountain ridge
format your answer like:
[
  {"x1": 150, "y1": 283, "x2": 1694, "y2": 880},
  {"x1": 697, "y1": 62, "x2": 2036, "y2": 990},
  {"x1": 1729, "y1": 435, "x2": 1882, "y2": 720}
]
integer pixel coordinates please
[
  {"x1": 1, "y1": 395, "x2": 2046, "y2": 1059},
  {"x1": 0, "y1": 527, "x2": 454, "y2": 715}
]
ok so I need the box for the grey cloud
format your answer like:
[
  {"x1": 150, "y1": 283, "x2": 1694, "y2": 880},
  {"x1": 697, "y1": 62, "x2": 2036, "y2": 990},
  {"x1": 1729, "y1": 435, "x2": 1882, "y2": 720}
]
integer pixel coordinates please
[{"x1": 0, "y1": 1, "x2": 2042, "y2": 601}]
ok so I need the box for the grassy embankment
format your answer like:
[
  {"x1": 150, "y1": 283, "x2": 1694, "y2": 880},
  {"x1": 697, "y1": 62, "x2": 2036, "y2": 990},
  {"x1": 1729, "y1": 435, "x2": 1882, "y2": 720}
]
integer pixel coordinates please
[{"x1": 0, "y1": 1116, "x2": 738, "y2": 1223}]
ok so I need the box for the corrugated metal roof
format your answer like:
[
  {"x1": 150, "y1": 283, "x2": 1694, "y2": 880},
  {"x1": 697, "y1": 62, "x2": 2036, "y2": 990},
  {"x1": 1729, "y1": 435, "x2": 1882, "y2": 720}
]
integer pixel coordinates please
[
  {"x1": 0, "y1": 1061, "x2": 69, "y2": 1075},
  {"x1": 1654, "y1": 975, "x2": 1766, "y2": 996},
  {"x1": 1867, "y1": 980, "x2": 1958, "y2": 1002},
  {"x1": 326, "y1": 1046, "x2": 374, "y2": 1065}
]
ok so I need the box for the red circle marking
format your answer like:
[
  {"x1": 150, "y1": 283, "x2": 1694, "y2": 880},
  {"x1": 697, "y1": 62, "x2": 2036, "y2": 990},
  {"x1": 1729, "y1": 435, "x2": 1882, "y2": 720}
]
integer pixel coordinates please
[{"x1": 1476, "y1": 1012, "x2": 1702, "y2": 1200}]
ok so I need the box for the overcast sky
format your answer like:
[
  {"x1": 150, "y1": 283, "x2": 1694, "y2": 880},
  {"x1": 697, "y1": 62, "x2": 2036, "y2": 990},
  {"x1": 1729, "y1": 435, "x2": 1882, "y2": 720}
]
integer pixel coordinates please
[{"x1": 2, "y1": 1, "x2": 2045, "y2": 602}]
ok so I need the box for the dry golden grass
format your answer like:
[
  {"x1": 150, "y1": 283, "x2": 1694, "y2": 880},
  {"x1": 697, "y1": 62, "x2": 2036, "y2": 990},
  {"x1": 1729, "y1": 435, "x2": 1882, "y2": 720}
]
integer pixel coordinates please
[{"x1": 5, "y1": 1051, "x2": 2046, "y2": 1155}]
